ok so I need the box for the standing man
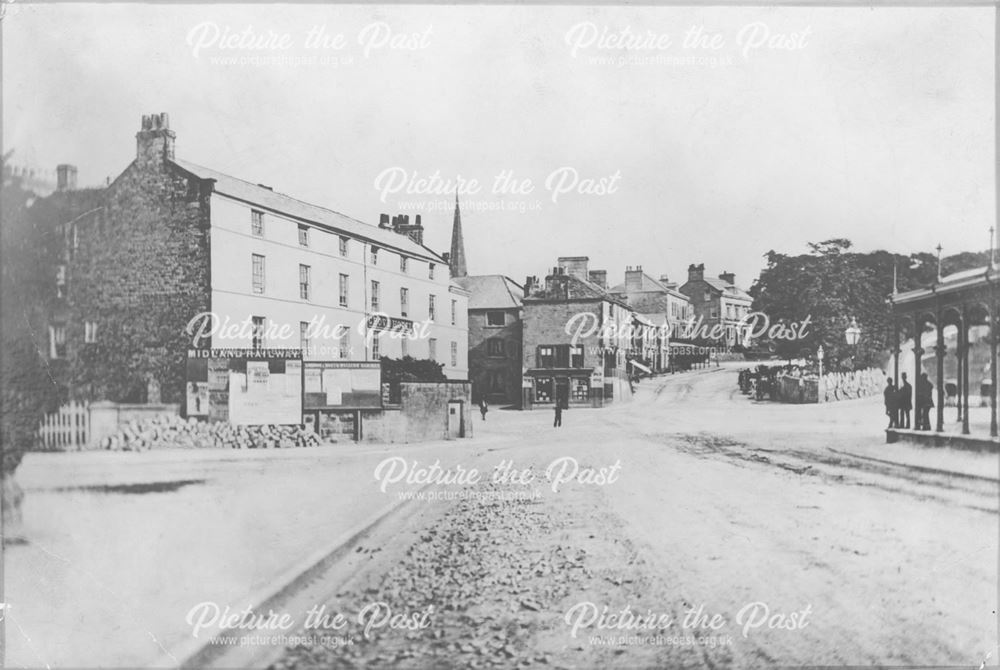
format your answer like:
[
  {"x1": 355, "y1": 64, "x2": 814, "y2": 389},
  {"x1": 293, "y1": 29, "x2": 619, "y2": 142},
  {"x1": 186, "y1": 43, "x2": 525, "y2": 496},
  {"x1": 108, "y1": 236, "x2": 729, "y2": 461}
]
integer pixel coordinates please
[
  {"x1": 884, "y1": 379, "x2": 898, "y2": 428},
  {"x1": 479, "y1": 398, "x2": 488, "y2": 421},
  {"x1": 553, "y1": 401, "x2": 563, "y2": 428},
  {"x1": 919, "y1": 372, "x2": 934, "y2": 430},
  {"x1": 898, "y1": 372, "x2": 913, "y2": 429}
]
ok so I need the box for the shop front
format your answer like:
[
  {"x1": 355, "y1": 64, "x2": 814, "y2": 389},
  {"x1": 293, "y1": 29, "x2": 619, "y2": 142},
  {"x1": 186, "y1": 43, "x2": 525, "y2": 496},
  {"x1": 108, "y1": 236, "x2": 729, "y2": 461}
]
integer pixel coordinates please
[{"x1": 523, "y1": 368, "x2": 598, "y2": 409}]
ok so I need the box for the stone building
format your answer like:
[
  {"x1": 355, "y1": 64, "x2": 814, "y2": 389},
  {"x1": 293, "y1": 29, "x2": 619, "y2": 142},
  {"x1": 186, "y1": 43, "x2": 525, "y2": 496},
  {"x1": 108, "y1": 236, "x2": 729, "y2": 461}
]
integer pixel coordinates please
[
  {"x1": 678, "y1": 263, "x2": 754, "y2": 350},
  {"x1": 45, "y1": 113, "x2": 469, "y2": 409},
  {"x1": 609, "y1": 266, "x2": 693, "y2": 372},
  {"x1": 521, "y1": 257, "x2": 633, "y2": 409},
  {"x1": 453, "y1": 275, "x2": 524, "y2": 407}
]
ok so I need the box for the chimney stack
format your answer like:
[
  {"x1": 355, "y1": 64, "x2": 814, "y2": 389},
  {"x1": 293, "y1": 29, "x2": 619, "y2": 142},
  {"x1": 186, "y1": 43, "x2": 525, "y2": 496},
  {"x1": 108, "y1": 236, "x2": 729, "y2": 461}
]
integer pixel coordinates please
[
  {"x1": 687, "y1": 263, "x2": 705, "y2": 282},
  {"x1": 56, "y1": 164, "x2": 77, "y2": 191},
  {"x1": 625, "y1": 266, "x2": 644, "y2": 292},
  {"x1": 379, "y1": 213, "x2": 391, "y2": 228},
  {"x1": 557, "y1": 256, "x2": 589, "y2": 282},
  {"x1": 390, "y1": 212, "x2": 424, "y2": 245},
  {"x1": 136, "y1": 113, "x2": 176, "y2": 167},
  {"x1": 719, "y1": 271, "x2": 735, "y2": 285}
]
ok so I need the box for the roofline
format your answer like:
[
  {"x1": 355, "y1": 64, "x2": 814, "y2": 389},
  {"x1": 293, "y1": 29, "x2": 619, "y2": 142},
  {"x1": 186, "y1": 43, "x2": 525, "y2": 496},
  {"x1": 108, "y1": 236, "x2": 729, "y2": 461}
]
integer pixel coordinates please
[
  {"x1": 170, "y1": 159, "x2": 446, "y2": 264},
  {"x1": 891, "y1": 267, "x2": 996, "y2": 306},
  {"x1": 211, "y1": 186, "x2": 446, "y2": 264}
]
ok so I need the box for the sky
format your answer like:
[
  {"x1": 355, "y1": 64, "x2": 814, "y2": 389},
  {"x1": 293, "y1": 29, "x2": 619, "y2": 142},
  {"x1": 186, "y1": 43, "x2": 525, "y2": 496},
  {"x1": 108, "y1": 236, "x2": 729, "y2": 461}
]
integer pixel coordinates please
[{"x1": 3, "y1": 4, "x2": 995, "y2": 291}]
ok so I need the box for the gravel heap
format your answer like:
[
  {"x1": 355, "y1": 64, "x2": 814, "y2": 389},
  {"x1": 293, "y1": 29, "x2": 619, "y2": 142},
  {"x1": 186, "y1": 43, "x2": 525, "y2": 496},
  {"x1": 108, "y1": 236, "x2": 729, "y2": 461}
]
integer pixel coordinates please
[
  {"x1": 273, "y1": 476, "x2": 698, "y2": 670},
  {"x1": 100, "y1": 416, "x2": 320, "y2": 451}
]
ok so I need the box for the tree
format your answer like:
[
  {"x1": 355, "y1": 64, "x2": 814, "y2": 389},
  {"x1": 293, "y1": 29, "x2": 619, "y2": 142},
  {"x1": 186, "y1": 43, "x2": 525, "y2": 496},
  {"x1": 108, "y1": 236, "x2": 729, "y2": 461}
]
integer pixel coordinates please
[
  {"x1": 749, "y1": 239, "x2": 989, "y2": 372},
  {"x1": 380, "y1": 356, "x2": 447, "y2": 384},
  {"x1": 1, "y1": 157, "x2": 66, "y2": 542}
]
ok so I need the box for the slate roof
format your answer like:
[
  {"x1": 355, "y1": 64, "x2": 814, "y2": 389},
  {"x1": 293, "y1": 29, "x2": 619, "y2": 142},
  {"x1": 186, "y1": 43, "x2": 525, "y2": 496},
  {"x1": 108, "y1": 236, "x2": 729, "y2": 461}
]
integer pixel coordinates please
[
  {"x1": 171, "y1": 158, "x2": 444, "y2": 263},
  {"x1": 453, "y1": 275, "x2": 524, "y2": 310},
  {"x1": 609, "y1": 271, "x2": 687, "y2": 299},
  {"x1": 701, "y1": 277, "x2": 753, "y2": 301}
]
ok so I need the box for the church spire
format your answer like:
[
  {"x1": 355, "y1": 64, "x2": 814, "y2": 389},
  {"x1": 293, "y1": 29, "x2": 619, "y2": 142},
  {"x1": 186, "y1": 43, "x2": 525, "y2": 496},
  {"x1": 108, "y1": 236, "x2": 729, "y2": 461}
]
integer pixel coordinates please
[{"x1": 449, "y1": 191, "x2": 468, "y2": 278}]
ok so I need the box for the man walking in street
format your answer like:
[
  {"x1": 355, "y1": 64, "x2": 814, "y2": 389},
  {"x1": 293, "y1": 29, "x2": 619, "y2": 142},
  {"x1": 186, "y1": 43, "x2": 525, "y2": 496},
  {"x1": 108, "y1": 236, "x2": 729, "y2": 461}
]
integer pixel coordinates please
[
  {"x1": 553, "y1": 402, "x2": 563, "y2": 428},
  {"x1": 884, "y1": 379, "x2": 898, "y2": 428},
  {"x1": 479, "y1": 398, "x2": 488, "y2": 421},
  {"x1": 898, "y1": 373, "x2": 913, "y2": 429}
]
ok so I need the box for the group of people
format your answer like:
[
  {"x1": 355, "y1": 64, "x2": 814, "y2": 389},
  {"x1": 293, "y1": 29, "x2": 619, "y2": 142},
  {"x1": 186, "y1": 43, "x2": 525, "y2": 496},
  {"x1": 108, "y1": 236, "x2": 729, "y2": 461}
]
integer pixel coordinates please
[{"x1": 883, "y1": 372, "x2": 936, "y2": 431}]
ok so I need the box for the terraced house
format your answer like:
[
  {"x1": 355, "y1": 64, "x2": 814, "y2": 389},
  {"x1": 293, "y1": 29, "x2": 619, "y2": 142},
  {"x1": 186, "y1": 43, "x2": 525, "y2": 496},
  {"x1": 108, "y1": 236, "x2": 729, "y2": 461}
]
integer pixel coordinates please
[
  {"x1": 521, "y1": 257, "x2": 633, "y2": 409},
  {"x1": 46, "y1": 113, "x2": 468, "y2": 410},
  {"x1": 679, "y1": 263, "x2": 754, "y2": 350}
]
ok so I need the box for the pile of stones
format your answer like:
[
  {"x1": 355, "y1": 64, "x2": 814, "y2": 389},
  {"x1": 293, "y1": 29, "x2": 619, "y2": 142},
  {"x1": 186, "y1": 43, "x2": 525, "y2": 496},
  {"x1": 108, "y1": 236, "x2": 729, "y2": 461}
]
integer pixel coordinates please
[{"x1": 100, "y1": 416, "x2": 320, "y2": 451}]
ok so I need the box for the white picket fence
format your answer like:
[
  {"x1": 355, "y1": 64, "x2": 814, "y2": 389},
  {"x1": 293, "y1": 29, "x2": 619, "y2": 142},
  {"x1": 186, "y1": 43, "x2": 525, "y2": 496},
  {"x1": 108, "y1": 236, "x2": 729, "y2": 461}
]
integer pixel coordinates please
[{"x1": 37, "y1": 401, "x2": 90, "y2": 451}]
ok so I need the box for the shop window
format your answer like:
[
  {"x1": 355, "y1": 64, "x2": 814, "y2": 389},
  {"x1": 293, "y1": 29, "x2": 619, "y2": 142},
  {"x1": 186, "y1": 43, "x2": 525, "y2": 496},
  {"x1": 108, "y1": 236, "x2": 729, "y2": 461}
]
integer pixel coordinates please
[
  {"x1": 535, "y1": 377, "x2": 553, "y2": 403},
  {"x1": 571, "y1": 378, "x2": 590, "y2": 401}
]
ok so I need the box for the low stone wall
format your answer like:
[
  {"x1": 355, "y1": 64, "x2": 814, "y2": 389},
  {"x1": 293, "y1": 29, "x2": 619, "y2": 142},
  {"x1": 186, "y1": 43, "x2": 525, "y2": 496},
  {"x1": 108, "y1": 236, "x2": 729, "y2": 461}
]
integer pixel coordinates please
[
  {"x1": 818, "y1": 368, "x2": 886, "y2": 403},
  {"x1": 362, "y1": 381, "x2": 473, "y2": 443},
  {"x1": 772, "y1": 367, "x2": 886, "y2": 404}
]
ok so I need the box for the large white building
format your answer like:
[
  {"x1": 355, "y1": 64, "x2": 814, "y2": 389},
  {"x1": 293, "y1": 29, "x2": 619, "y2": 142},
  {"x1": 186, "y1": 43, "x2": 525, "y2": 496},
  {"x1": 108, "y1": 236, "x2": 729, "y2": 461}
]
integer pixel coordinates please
[{"x1": 175, "y1": 159, "x2": 469, "y2": 379}]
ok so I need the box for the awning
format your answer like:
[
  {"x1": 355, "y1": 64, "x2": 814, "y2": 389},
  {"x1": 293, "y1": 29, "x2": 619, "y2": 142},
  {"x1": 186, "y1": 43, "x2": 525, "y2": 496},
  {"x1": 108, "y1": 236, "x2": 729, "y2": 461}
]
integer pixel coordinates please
[{"x1": 629, "y1": 359, "x2": 652, "y2": 374}]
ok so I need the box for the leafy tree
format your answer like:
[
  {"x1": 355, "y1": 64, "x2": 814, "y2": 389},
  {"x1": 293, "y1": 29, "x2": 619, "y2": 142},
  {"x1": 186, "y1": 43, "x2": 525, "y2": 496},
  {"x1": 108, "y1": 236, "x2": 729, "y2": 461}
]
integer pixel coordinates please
[
  {"x1": 1, "y1": 156, "x2": 66, "y2": 540},
  {"x1": 380, "y1": 356, "x2": 447, "y2": 384},
  {"x1": 749, "y1": 239, "x2": 989, "y2": 371}
]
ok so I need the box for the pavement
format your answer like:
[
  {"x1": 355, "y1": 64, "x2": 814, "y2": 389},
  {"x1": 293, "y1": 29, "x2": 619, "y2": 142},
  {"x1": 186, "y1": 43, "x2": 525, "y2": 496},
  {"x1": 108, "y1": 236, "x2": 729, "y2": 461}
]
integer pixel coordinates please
[{"x1": 5, "y1": 363, "x2": 998, "y2": 668}]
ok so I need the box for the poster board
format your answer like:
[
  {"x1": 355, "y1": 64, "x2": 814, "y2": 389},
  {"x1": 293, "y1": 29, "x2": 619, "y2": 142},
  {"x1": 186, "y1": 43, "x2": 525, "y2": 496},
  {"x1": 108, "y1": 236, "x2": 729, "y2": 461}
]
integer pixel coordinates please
[
  {"x1": 187, "y1": 349, "x2": 303, "y2": 424},
  {"x1": 303, "y1": 361, "x2": 382, "y2": 410}
]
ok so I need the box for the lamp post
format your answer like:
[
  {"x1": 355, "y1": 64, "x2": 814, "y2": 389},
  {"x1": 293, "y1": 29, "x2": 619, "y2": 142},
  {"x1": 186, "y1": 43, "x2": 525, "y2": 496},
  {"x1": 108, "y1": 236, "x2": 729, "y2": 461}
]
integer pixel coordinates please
[
  {"x1": 817, "y1": 344, "x2": 824, "y2": 403},
  {"x1": 845, "y1": 317, "x2": 861, "y2": 367}
]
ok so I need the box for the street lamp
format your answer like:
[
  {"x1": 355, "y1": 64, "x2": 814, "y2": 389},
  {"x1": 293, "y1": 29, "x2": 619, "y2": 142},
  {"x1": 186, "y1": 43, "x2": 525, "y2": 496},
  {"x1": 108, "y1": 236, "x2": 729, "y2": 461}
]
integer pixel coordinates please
[
  {"x1": 845, "y1": 317, "x2": 861, "y2": 347},
  {"x1": 845, "y1": 317, "x2": 861, "y2": 368},
  {"x1": 817, "y1": 344, "x2": 824, "y2": 403}
]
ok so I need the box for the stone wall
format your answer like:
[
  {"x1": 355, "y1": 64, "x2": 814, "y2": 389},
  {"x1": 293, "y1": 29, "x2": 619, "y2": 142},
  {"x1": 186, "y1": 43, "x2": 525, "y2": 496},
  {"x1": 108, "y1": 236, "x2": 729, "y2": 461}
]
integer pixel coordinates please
[
  {"x1": 362, "y1": 381, "x2": 473, "y2": 443},
  {"x1": 467, "y1": 308, "x2": 522, "y2": 406},
  {"x1": 67, "y1": 156, "x2": 212, "y2": 405},
  {"x1": 773, "y1": 367, "x2": 886, "y2": 404}
]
